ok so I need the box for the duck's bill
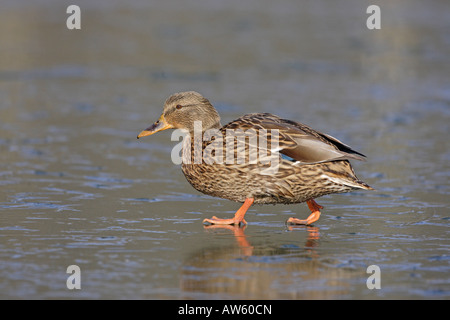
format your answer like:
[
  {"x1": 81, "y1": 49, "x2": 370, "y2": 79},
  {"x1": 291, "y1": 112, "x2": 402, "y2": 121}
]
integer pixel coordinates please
[{"x1": 137, "y1": 114, "x2": 173, "y2": 139}]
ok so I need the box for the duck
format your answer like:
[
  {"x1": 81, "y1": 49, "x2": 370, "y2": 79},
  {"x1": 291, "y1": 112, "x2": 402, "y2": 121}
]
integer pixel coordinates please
[{"x1": 137, "y1": 91, "x2": 373, "y2": 226}]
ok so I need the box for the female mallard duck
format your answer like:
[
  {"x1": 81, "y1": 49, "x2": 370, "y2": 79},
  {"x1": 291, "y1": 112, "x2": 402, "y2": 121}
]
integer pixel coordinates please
[{"x1": 137, "y1": 91, "x2": 372, "y2": 226}]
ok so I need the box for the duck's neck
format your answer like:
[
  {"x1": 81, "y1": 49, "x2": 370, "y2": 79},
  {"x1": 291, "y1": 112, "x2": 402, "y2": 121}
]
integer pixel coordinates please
[
  {"x1": 181, "y1": 120, "x2": 223, "y2": 166},
  {"x1": 180, "y1": 131, "x2": 203, "y2": 165},
  {"x1": 186, "y1": 119, "x2": 222, "y2": 137}
]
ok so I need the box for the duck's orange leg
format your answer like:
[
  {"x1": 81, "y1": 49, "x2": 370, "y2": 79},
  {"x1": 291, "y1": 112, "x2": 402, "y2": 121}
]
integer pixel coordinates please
[
  {"x1": 287, "y1": 199, "x2": 323, "y2": 226},
  {"x1": 203, "y1": 198, "x2": 254, "y2": 226}
]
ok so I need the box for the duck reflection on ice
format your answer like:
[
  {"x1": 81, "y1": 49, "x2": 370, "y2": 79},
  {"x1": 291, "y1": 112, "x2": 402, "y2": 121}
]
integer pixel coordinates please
[
  {"x1": 181, "y1": 225, "x2": 360, "y2": 299},
  {"x1": 203, "y1": 224, "x2": 320, "y2": 256}
]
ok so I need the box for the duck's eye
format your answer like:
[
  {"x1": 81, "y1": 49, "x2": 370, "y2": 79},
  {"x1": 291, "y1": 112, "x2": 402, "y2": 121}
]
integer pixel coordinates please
[{"x1": 176, "y1": 104, "x2": 183, "y2": 110}]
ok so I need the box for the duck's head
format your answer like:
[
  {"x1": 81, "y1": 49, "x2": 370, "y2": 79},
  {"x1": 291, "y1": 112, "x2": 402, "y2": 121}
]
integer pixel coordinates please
[{"x1": 137, "y1": 91, "x2": 221, "y2": 138}]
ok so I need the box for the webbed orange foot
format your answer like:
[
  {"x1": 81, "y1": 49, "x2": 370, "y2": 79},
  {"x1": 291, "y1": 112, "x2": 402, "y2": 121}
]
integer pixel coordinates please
[
  {"x1": 203, "y1": 198, "x2": 254, "y2": 226},
  {"x1": 203, "y1": 216, "x2": 248, "y2": 226},
  {"x1": 287, "y1": 199, "x2": 323, "y2": 226}
]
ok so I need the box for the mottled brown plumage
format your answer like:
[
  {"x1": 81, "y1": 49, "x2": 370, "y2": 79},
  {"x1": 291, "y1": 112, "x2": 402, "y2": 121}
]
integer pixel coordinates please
[{"x1": 137, "y1": 91, "x2": 373, "y2": 226}]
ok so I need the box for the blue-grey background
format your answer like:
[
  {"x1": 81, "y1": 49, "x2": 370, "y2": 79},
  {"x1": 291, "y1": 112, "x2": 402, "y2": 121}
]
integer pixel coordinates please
[{"x1": 0, "y1": 0, "x2": 449, "y2": 299}]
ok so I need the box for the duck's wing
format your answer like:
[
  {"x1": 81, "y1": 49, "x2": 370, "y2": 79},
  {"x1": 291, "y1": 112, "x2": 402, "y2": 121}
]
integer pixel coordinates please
[{"x1": 224, "y1": 113, "x2": 366, "y2": 165}]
